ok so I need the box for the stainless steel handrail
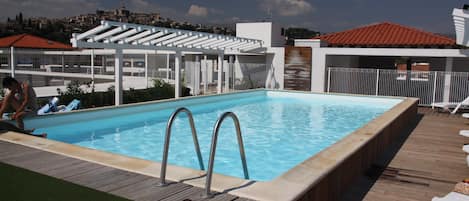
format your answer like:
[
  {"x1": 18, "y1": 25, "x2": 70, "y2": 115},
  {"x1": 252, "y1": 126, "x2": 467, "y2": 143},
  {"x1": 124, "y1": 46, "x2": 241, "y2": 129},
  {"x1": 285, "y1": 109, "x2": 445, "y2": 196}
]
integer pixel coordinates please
[
  {"x1": 158, "y1": 107, "x2": 205, "y2": 186},
  {"x1": 204, "y1": 112, "x2": 249, "y2": 198}
]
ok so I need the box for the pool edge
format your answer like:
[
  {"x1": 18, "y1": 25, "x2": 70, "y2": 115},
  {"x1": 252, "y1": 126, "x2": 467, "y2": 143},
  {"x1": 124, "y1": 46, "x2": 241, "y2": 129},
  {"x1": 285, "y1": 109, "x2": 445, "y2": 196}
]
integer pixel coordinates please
[{"x1": 0, "y1": 90, "x2": 418, "y2": 201}]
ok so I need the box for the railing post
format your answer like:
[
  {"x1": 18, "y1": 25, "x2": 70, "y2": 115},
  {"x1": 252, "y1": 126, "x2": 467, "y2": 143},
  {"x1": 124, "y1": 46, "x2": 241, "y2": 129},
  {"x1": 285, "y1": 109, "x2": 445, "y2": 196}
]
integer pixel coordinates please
[
  {"x1": 375, "y1": 69, "x2": 380, "y2": 96},
  {"x1": 327, "y1": 68, "x2": 331, "y2": 93},
  {"x1": 432, "y1": 71, "x2": 438, "y2": 109},
  {"x1": 91, "y1": 49, "x2": 95, "y2": 90}
]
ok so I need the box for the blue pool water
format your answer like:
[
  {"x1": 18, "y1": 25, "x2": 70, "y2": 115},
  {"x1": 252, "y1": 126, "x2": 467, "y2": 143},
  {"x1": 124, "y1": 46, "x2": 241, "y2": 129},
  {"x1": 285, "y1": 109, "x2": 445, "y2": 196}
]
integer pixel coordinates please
[{"x1": 31, "y1": 91, "x2": 402, "y2": 181}]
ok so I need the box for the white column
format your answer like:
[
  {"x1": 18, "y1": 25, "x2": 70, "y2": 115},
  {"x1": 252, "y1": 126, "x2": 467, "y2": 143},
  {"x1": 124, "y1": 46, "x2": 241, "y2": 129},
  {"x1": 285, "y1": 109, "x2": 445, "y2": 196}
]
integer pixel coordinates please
[
  {"x1": 203, "y1": 55, "x2": 208, "y2": 94},
  {"x1": 217, "y1": 52, "x2": 224, "y2": 94},
  {"x1": 91, "y1": 50, "x2": 95, "y2": 89},
  {"x1": 443, "y1": 57, "x2": 453, "y2": 103},
  {"x1": 226, "y1": 55, "x2": 234, "y2": 92},
  {"x1": 174, "y1": 51, "x2": 182, "y2": 98},
  {"x1": 144, "y1": 53, "x2": 148, "y2": 88},
  {"x1": 311, "y1": 49, "x2": 326, "y2": 92},
  {"x1": 10, "y1": 46, "x2": 15, "y2": 78},
  {"x1": 195, "y1": 55, "x2": 200, "y2": 95},
  {"x1": 115, "y1": 49, "x2": 123, "y2": 106},
  {"x1": 166, "y1": 53, "x2": 170, "y2": 80},
  {"x1": 234, "y1": 55, "x2": 240, "y2": 90}
]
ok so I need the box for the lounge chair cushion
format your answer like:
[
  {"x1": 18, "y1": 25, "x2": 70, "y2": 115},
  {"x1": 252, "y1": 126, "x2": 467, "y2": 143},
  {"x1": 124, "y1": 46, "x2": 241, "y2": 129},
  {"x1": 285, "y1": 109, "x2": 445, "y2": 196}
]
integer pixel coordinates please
[
  {"x1": 463, "y1": 145, "x2": 469, "y2": 154},
  {"x1": 460, "y1": 130, "x2": 469, "y2": 138},
  {"x1": 432, "y1": 192, "x2": 469, "y2": 201}
]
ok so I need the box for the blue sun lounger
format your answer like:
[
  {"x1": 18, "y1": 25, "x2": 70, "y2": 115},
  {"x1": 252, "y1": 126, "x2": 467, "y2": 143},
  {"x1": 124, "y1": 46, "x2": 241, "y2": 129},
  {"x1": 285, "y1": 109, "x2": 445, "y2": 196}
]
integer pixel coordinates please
[
  {"x1": 37, "y1": 97, "x2": 59, "y2": 115},
  {"x1": 59, "y1": 99, "x2": 80, "y2": 112}
]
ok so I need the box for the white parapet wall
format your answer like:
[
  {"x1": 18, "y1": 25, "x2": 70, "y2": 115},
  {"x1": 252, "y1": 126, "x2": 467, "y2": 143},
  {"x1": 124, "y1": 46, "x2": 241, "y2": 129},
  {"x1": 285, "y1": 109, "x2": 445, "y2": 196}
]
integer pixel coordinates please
[
  {"x1": 266, "y1": 47, "x2": 285, "y2": 89},
  {"x1": 236, "y1": 22, "x2": 285, "y2": 48},
  {"x1": 453, "y1": 8, "x2": 469, "y2": 47}
]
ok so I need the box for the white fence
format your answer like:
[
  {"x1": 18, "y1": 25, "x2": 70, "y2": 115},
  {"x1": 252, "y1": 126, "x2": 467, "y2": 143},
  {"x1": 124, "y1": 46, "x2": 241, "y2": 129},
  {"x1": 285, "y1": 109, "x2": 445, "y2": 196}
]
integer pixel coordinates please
[{"x1": 327, "y1": 67, "x2": 469, "y2": 106}]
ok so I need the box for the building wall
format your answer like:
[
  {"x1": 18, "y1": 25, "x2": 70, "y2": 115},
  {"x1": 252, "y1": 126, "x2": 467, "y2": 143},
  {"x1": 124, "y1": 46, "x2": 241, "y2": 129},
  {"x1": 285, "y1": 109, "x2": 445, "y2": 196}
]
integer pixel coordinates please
[
  {"x1": 453, "y1": 57, "x2": 469, "y2": 72},
  {"x1": 326, "y1": 55, "x2": 360, "y2": 68},
  {"x1": 236, "y1": 22, "x2": 285, "y2": 47},
  {"x1": 266, "y1": 47, "x2": 285, "y2": 89}
]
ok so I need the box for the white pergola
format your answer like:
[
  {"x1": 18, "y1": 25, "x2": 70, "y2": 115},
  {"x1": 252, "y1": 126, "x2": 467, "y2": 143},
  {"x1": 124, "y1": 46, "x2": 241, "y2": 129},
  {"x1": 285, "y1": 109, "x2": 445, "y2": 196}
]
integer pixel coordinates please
[{"x1": 71, "y1": 20, "x2": 264, "y2": 105}]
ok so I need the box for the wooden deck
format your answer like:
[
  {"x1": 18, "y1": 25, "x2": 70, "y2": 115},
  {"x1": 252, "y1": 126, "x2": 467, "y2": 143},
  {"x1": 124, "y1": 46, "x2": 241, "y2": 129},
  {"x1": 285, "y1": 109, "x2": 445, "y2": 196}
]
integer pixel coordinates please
[
  {"x1": 342, "y1": 108, "x2": 469, "y2": 201},
  {"x1": 0, "y1": 141, "x2": 251, "y2": 201},
  {"x1": 1, "y1": 107, "x2": 468, "y2": 201}
]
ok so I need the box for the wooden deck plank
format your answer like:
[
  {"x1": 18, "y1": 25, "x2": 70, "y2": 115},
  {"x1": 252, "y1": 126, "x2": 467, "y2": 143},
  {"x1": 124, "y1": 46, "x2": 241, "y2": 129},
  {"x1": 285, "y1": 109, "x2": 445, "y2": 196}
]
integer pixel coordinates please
[
  {"x1": 342, "y1": 108, "x2": 469, "y2": 201},
  {"x1": 46, "y1": 161, "x2": 105, "y2": 179},
  {"x1": 110, "y1": 178, "x2": 192, "y2": 201},
  {"x1": 160, "y1": 186, "x2": 238, "y2": 201}
]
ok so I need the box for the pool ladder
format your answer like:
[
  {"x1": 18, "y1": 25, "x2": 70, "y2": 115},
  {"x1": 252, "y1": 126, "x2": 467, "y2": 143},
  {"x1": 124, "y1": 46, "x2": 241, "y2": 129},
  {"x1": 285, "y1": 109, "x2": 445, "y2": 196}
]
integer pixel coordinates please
[
  {"x1": 158, "y1": 107, "x2": 205, "y2": 186},
  {"x1": 158, "y1": 107, "x2": 249, "y2": 198},
  {"x1": 204, "y1": 111, "x2": 249, "y2": 198}
]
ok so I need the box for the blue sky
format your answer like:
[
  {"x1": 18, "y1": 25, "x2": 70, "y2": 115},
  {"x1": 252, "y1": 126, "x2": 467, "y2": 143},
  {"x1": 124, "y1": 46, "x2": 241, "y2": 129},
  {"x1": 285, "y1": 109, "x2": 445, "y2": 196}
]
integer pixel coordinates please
[{"x1": 0, "y1": 0, "x2": 465, "y2": 34}]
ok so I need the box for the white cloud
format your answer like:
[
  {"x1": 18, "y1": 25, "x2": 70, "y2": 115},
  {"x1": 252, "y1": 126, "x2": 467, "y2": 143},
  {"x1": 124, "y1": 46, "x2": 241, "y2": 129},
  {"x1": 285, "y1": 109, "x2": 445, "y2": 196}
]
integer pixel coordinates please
[
  {"x1": 187, "y1": 5, "x2": 209, "y2": 17},
  {"x1": 258, "y1": 0, "x2": 314, "y2": 16}
]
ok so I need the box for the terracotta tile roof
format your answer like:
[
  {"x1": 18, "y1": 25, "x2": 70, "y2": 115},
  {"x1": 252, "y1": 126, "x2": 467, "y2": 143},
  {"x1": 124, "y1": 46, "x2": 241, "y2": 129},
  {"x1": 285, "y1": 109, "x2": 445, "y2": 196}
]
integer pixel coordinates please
[
  {"x1": 0, "y1": 34, "x2": 73, "y2": 49},
  {"x1": 314, "y1": 22, "x2": 456, "y2": 47}
]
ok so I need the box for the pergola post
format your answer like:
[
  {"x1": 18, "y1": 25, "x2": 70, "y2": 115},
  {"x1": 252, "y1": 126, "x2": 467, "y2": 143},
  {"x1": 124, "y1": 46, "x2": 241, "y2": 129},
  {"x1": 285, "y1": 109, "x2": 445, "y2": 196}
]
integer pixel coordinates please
[
  {"x1": 174, "y1": 51, "x2": 182, "y2": 98},
  {"x1": 226, "y1": 55, "x2": 234, "y2": 92},
  {"x1": 203, "y1": 55, "x2": 208, "y2": 94},
  {"x1": 91, "y1": 49, "x2": 95, "y2": 90},
  {"x1": 195, "y1": 55, "x2": 200, "y2": 95},
  {"x1": 144, "y1": 52, "x2": 148, "y2": 88},
  {"x1": 166, "y1": 53, "x2": 170, "y2": 80},
  {"x1": 10, "y1": 46, "x2": 15, "y2": 78},
  {"x1": 217, "y1": 52, "x2": 224, "y2": 94},
  {"x1": 234, "y1": 55, "x2": 240, "y2": 90},
  {"x1": 115, "y1": 49, "x2": 123, "y2": 106}
]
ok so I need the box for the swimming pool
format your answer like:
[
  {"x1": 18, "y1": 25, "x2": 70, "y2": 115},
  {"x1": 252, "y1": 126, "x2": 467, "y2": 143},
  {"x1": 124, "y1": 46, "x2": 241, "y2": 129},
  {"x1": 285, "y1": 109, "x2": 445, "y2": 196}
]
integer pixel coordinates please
[{"x1": 28, "y1": 90, "x2": 402, "y2": 181}]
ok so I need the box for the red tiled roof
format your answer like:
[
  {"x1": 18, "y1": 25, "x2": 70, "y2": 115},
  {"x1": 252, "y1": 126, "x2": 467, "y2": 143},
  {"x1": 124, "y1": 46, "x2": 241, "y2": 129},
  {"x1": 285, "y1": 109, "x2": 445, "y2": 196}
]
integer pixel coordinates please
[
  {"x1": 0, "y1": 34, "x2": 73, "y2": 49},
  {"x1": 314, "y1": 22, "x2": 456, "y2": 47}
]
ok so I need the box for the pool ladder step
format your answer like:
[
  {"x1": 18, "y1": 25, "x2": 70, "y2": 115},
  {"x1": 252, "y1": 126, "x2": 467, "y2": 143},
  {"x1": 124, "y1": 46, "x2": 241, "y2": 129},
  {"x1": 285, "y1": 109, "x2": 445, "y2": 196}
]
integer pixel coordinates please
[{"x1": 158, "y1": 107, "x2": 249, "y2": 198}]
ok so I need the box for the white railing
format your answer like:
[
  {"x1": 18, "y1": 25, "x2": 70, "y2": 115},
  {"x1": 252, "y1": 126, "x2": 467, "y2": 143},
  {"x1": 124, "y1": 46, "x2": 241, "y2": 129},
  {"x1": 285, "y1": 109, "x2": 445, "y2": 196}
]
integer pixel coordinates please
[{"x1": 327, "y1": 67, "x2": 469, "y2": 106}]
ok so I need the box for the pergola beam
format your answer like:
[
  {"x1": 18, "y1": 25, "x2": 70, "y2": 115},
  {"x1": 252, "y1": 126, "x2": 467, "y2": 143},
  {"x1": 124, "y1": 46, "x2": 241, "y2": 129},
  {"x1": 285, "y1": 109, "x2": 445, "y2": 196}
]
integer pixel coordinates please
[{"x1": 72, "y1": 20, "x2": 263, "y2": 52}]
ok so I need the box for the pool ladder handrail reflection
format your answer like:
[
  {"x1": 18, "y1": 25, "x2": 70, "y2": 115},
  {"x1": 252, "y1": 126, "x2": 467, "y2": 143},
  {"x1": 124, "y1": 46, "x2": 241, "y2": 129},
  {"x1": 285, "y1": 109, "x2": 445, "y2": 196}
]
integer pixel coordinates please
[
  {"x1": 158, "y1": 107, "x2": 205, "y2": 186},
  {"x1": 204, "y1": 111, "x2": 249, "y2": 198}
]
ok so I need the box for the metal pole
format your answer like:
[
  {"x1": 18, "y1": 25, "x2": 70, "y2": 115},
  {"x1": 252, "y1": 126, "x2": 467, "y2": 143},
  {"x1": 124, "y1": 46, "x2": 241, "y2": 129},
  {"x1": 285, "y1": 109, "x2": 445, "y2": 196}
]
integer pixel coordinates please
[
  {"x1": 10, "y1": 46, "x2": 15, "y2": 77},
  {"x1": 432, "y1": 71, "x2": 438, "y2": 109},
  {"x1": 375, "y1": 69, "x2": 380, "y2": 96},
  {"x1": 327, "y1": 68, "x2": 331, "y2": 93},
  {"x1": 91, "y1": 49, "x2": 95, "y2": 90}
]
